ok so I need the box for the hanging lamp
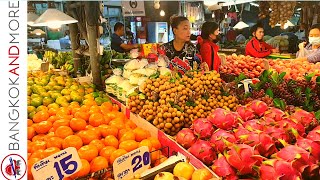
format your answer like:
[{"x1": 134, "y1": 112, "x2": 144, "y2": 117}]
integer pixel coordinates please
[
  {"x1": 233, "y1": 3, "x2": 249, "y2": 29},
  {"x1": 33, "y1": 2, "x2": 78, "y2": 29},
  {"x1": 32, "y1": 29, "x2": 45, "y2": 36},
  {"x1": 27, "y1": 2, "x2": 39, "y2": 26}
]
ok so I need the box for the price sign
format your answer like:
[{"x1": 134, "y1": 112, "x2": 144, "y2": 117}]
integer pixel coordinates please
[
  {"x1": 113, "y1": 146, "x2": 151, "y2": 180},
  {"x1": 31, "y1": 147, "x2": 82, "y2": 180}
]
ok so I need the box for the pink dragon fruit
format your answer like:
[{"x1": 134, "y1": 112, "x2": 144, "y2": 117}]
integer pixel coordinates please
[
  {"x1": 176, "y1": 128, "x2": 197, "y2": 149},
  {"x1": 207, "y1": 108, "x2": 239, "y2": 130},
  {"x1": 212, "y1": 154, "x2": 237, "y2": 179},
  {"x1": 248, "y1": 100, "x2": 268, "y2": 117},
  {"x1": 188, "y1": 140, "x2": 216, "y2": 166},
  {"x1": 296, "y1": 137, "x2": 320, "y2": 161},
  {"x1": 210, "y1": 129, "x2": 237, "y2": 153},
  {"x1": 264, "y1": 107, "x2": 286, "y2": 121},
  {"x1": 290, "y1": 109, "x2": 318, "y2": 130},
  {"x1": 236, "y1": 106, "x2": 255, "y2": 121},
  {"x1": 259, "y1": 159, "x2": 302, "y2": 180},
  {"x1": 233, "y1": 125, "x2": 251, "y2": 140},
  {"x1": 307, "y1": 126, "x2": 320, "y2": 142},
  {"x1": 243, "y1": 120, "x2": 264, "y2": 131},
  {"x1": 224, "y1": 144, "x2": 262, "y2": 175},
  {"x1": 272, "y1": 145, "x2": 317, "y2": 173},
  {"x1": 277, "y1": 118, "x2": 306, "y2": 137},
  {"x1": 259, "y1": 117, "x2": 276, "y2": 126},
  {"x1": 238, "y1": 132, "x2": 277, "y2": 157},
  {"x1": 264, "y1": 126, "x2": 291, "y2": 147},
  {"x1": 192, "y1": 118, "x2": 215, "y2": 139}
]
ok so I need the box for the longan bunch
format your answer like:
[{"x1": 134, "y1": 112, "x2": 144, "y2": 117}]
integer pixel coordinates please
[{"x1": 128, "y1": 95, "x2": 145, "y2": 114}]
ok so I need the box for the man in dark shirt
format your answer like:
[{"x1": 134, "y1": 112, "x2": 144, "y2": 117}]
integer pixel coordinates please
[{"x1": 111, "y1": 22, "x2": 138, "y2": 53}]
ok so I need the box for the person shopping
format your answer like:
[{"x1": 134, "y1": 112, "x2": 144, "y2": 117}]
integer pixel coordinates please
[
  {"x1": 159, "y1": 16, "x2": 199, "y2": 73},
  {"x1": 245, "y1": 23, "x2": 279, "y2": 58},
  {"x1": 197, "y1": 22, "x2": 221, "y2": 71},
  {"x1": 111, "y1": 22, "x2": 138, "y2": 53},
  {"x1": 296, "y1": 24, "x2": 320, "y2": 63}
]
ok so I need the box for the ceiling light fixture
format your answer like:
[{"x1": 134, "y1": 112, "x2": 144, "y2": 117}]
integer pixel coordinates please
[
  {"x1": 33, "y1": 9, "x2": 78, "y2": 28},
  {"x1": 233, "y1": 4, "x2": 249, "y2": 29},
  {"x1": 160, "y1": 10, "x2": 165, "y2": 17},
  {"x1": 32, "y1": 29, "x2": 45, "y2": 36},
  {"x1": 27, "y1": 12, "x2": 39, "y2": 26}
]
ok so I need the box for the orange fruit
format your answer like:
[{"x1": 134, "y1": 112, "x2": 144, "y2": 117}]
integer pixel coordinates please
[
  {"x1": 139, "y1": 139, "x2": 153, "y2": 151},
  {"x1": 118, "y1": 128, "x2": 130, "y2": 139},
  {"x1": 99, "y1": 146, "x2": 116, "y2": 163},
  {"x1": 77, "y1": 129, "x2": 99, "y2": 145},
  {"x1": 80, "y1": 104, "x2": 91, "y2": 112},
  {"x1": 56, "y1": 114, "x2": 73, "y2": 120},
  {"x1": 109, "y1": 149, "x2": 127, "y2": 164},
  {"x1": 44, "y1": 147, "x2": 60, "y2": 157},
  {"x1": 74, "y1": 111, "x2": 90, "y2": 121},
  {"x1": 48, "y1": 107, "x2": 59, "y2": 116},
  {"x1": 119, "y1": 140, "x2": 139, "y2": 152},
  {"x1": 33, "y1": 111, "x2": 49, "y2": 123},
  {"x1": 62, "y1": 135, "x2": 83, "y2": 150},
  {"x1": 125, "y1": 120, "x2": 137, "y2": 129},
  {"x1": 89, "y1": 105, "x2": 101, "y2": 114},
  {"x1": 85, "y1": 125, "x2": 94, "y2": 130},
  {"x1": 78, "y1": 145, "x2": 98, "y2": 162},
  {"x1": 28, "y1": 158, "x2": 40, "y2": 177},
  {"x1": 91, "y1": 127, "x2": 102, "y2": 138},
  {"x1": 30, "y1": 149, "x2": 45, "y2": 159},
  {"x1": 28, "y1": 127, "x2": 36, "y2": 140},
  {"x1": 55, "y1": 126, "x2": 73, "y2": 139},
  {"x1": 103, "y1": 135, "x2": 119, "y2": 149},
  {"x1": 148, "y1": 137, "x2": 162, "y2": 150},
  {"x1": 46, "y1": 137, "x2": 63, "y2": 149},
  {"x1": 150, "y1": 147, "x2": 160, "y2": 163},
  {"x1": 112, "y1": 104, "x2": 120, "y2": 111},
  {"x1": 52, "y1": 119, "x2": 70, "y2": 130},
  {"x1": 71, "y1": 107, "x2": 81, "y2": 115},
  {"x1": 34, "y1": 121, "x2": 53, "y2": 134},
  {"x1": 89, "y1": 113, "x2": 105, "y2": 127},
  {"x1": 120, "y1": 131, "x2": 136, "y2": 143},
  {"x1": 133, "y1": 127, "x2": 150, "y2": 142},
  {"x1": 70, "y1": 159, "x2": 90, "y2": 179},
  {"x1": 30, "y1": 141, "x2": 47, "y2": 153},
  {"x1": 90, "y1": 156, "x2": 108, "y2": 173},
  {"x1": 70, "y1": 118, "x2": 87, "y2": 132},
  {"x1": 32, "y1": 134, "x2": 46, "y2": 142},
  {"x1": 109, "y1": 119, "x2": 125, "y2": 130},
  {"x1": 99, "y1": 125, "x2": 118, "y2": 138},
  {"x1": 153, "y1": 155, "x2": 168, "y2": 167},
  {"x1": 56, "y1": 107, "x2": 71, "y2": 116},
  {"x1": 47, "y1": 116, "x2": 59, "y2": 123},
  {"x1": 27, "y1": 119, "x2": 33, "y2": 127},
  {"x1": 100, "y1": 102, "x2": 113, "y2": 114},
  {"x1": 89, "y1": 139, "x2": 105, "y2": 153}
]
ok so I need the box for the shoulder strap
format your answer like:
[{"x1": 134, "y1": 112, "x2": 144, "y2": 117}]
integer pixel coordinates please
[{"x1": 211, "y1": 45, "x2": 215, "y2": 70}]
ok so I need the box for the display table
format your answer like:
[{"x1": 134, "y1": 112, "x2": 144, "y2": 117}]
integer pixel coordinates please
[{"x1": 267, "y1": 53, "x2": 296, "y2": 59}]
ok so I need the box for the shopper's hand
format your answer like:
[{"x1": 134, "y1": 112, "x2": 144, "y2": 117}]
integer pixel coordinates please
[
  {"x1": 299, "y1": 42, "x2": 306, "y2": 50},
  {"x1": 271, "y1": 48, "x2": 279, "y2": 53}
]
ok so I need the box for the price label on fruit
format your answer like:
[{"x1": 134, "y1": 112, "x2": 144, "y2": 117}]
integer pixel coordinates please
[
  {"x1": 31, "y1": 147, "x2": 82, "y2": 180},
  {"x1": 113, "y1": 146, "x2": 151, "y2": 180}
]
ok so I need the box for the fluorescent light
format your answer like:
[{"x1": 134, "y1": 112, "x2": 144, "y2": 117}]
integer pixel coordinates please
[
  {"x1": 33, "y1": 9, "x2": 78, "y2": 27},
  {"x1": 212, "y1": 13, "x2": 215, "y2": 18},
  {"x1": 250, "y1": 2, "x2": 259, "y2": 7},
  {"x1": 297, "y1": 8, "x2": 302, "y2": 11},
  {"x1": 234, "y1": 20, "x2": 249, "y2": 29}
]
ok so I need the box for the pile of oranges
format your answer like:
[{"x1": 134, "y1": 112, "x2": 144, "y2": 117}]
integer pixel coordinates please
[{"x1": 27, "y1": 99, "x2": 164, "y2": 180}]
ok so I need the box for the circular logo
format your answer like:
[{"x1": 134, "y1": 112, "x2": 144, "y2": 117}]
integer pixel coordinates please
[
  {"x1": 129, "y1": 0, "x2": 138, "y2": 8},
  {"x1": 1, "y1": 154, "x2": 27, "y2": 180}
]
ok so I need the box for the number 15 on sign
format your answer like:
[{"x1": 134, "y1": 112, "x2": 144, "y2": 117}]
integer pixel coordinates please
[{"x1": 113, "y1": 146, "x2": 151, "y2": 180}]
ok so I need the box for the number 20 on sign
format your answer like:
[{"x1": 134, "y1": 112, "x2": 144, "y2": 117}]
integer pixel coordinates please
[
  {"x1": 113, "y1": 146, "x2": 151, "y2": 180},
  {"x1": 31, "y1": 147, "x2": 82, "y2": 180}
]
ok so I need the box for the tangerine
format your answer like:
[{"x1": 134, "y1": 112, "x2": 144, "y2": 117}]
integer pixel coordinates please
[
  {"x1": 70, "y1": 159, "x2": 90, "y2": 179},
  {"x1": 44, "y1": 147, "x2": 60, "y2": 157},
  {"x1": 52, "y1": 119, "x2": 70, "y2": 130},
  {"x1": 78, "y1": 145, "x2": 98, "y2": 162},
  {"x1": 74, "y1": 111, "x2": 90, "y2": 121},
  {"x1": 119, "y1": 140, "x2": 139, "y2": 152},
  {"x1": 103, "y1": 135, "x2": 119, "y2": 149},
  {"x1": 55, "y1": 126, "x2": 73, "y2": 139},
  {"x1": 30, "y1": 149, "x2": 45, "y2": 159},
  {"x1": 89, "y1": 139, "x2": 105, "y2": 153},
  {"x1": 148, "y1": 137, "x2": 162, "y2": 150},
  {"x1": 77, "y1": 129, "x2": 99, "y2": 145},
  {"x1": 70, "y1": 118, "x2": 87, "y2": 132},
  {"x1": 90, "y1": 156, "x2": 108, "y2": 173},
  {"x1": 62, "y1": 135, "x2": 83, "y2": 150},
  {"x1": 139, "y1": 139, "x2": 153, "y2": 151},
  {"x1": 33, "y1": 111, "x2": 49, "y2": 123},
  {"x1": 34, "y1": 121, "x2": 52, "y2": 134},
  {"x1": 99, "y1": 146, "x2": 116, "y2": 163},
  {"x1": 46, "y1": 137, "x2": 63, "y2": 149},
  {"x1": 120, "y1": 131, "x2": 136, "y2": 143},
  {"x1": 109, "y1": 149, "x2": 127, "y2": 164},
  {"x1": 28, "y1": 127, "x2": 36, "y2": 140},
  {"x1": 99, "y1": 125, "x2": 118, "y2": 138},
  {"x1": 133, "y1": 127, "x2": 150, "y2": 142},
  {"x1": 27, "y1": 119, "x2": 33, "y2": 127},
  {"x1": 89, "y1": 113, "x2": 105, "y2": 127}
]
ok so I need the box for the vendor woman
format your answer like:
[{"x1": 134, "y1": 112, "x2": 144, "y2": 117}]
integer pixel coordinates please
[
  {"x1": 296, "y1": 24, "x2": 320, "y2": 63},
  {"x1": 159, "y1": 16, "x2": 199, "y2": 73},
  {"x1": 245, "y1": 23, "x2": 279, "y2": 58}
]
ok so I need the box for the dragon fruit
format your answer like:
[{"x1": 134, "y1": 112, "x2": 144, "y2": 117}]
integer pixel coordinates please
[
  {"x1": 211, "y1": 154, "x2": 236, "y2": 179},
  {"x1": 264, "y1": 126, "x2": 291, "y2": 147},
  {"x1": 264, "y1": 107, "x2": 286, "y2": 121},
  {"x1": 260, "y1": 117, "x2": 276, "y2": 126},
  {"x1": 243, "y1": 120, "x2": 264, "y2": 131},
  {"x1": 233, "y1": 125, "x2": 251, "y2": 140},
  {"x1": 176, "y1": 128, "x2": 197, "y2": 149},
  {"x1": 236, "y1": 106, "x2": 255, "y2": 121},
  {"x1": 210, "y1": 129, "x2": 236, "y2": 153},
  {"x1": 290, "y1": 109, "x2": 318, "y2": 130},
  {"x1": 249, "y1": 100, "x2": 268, "y2": 117},
  {"x1": 238, "y1": 132, "x2": 277, "y2": 157},
  {"x1": 296, "y1": 137, "x2": 320, "y2": 161},
  {"x1": 259, "y1": 159, "x2": 301, "y2": 180},
  {"x1": 277, "y1": 118, "x2": 306, "y2": 137},
  {"x1": 188, "y1": 140, "x2": 216, "y2": 166},
  {"x1": 224, "y1": 144, "x2": 262, "y2": 175},
  {"x1": 207, "y1": 108, "x2": 239, "y2": 130},
  {"x1": 307, "y1": 126, "x2": 320, "y2": 142},
  {"x1": 192, "y1": 118, "x2": 215, "y2": 139},
  {"x1": 272, "y1": 144, "x2": 317, "y2": 173}
]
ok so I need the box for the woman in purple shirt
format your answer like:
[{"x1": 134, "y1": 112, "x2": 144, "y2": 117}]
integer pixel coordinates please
[{"x1": 296, "y1": 24, "x2": 320, "y2": 63}]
